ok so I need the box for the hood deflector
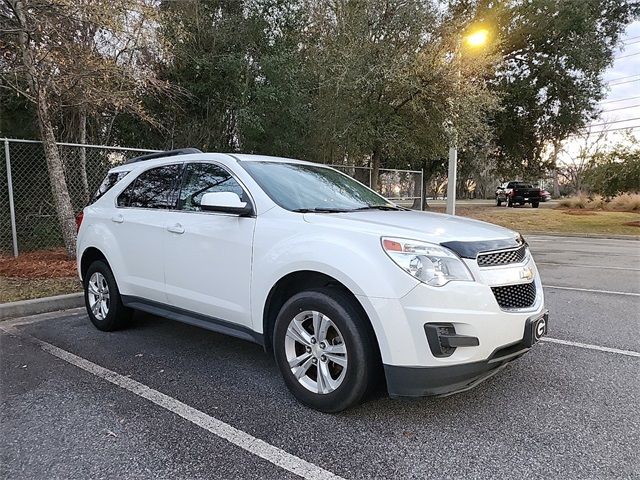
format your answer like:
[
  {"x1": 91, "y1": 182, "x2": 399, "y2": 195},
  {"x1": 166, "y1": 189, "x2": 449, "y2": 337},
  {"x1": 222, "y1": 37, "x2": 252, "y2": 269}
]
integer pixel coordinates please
[{"x1": 441, "y1": 235, "x2": 526, "y2": 259}]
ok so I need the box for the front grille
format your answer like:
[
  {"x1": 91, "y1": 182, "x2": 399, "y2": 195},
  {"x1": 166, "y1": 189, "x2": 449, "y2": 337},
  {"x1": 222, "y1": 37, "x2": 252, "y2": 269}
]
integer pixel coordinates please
[
  {"x1": 477, "y1": 245, "x2": 527, "y2": 267},
  {"x1": 491, "y1": 282, "x2": 536, "y2": 309}
]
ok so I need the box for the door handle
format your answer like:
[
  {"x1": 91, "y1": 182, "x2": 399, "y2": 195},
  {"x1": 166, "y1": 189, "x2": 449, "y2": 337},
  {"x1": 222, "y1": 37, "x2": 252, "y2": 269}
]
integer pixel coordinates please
[
  {"x1": 167, "y1": 223, "x2": 185, "y2": 234},
  {"x1": 111, "y1": 214, "x2": 124, "y2": 223}
]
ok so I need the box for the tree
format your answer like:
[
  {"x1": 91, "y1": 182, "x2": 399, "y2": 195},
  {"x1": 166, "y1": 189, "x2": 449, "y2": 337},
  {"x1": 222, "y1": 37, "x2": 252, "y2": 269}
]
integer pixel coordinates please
[
  {"x1": 557, "y1": 127, "x2": 611, "y2": 195},
  {"x1": 1, "y1": 0, "x2": 179, "y2": 257},
  {"x1": 584, "y1": 134, "x2": 640, "y2": 197},
  {"x1": 488, "y1": 0, "x2": 636, "y2": 179},
  {"x1": 305, "y1": 0, "x2": 499, "y2": 189}
]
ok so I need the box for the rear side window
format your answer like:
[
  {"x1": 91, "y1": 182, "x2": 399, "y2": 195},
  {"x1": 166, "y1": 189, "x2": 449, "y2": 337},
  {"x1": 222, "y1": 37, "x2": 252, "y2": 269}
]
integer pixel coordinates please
[
  {"x1": 92, "y1": 171, "x2": 129, "y2": 203},
  {"x1": 178, "y1": 162, "x2": 246, "y2": 211},
  {"x1": 117, "y1": 164, "x2": 181, "y2": 209}
]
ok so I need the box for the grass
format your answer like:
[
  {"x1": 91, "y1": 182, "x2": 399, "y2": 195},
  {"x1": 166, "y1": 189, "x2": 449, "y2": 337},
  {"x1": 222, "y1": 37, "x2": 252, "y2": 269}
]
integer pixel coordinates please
[
  {"x1": 430, "y1": 204, "x2": 640, "y2": 236},
  {"x1": 1, "y1": 276, "x2": 81, "y2": 303}
]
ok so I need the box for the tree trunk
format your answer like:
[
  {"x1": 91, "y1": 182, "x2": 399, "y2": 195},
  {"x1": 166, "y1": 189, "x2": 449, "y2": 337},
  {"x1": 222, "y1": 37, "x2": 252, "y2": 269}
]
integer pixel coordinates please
[
  {"x1": 551, "y1": 139, "x2": 561, "y2": 198},
  {"x1": 78, "y1": 105, "x2": 90, "y2": 203},
  {"x1": 13, "y1": 0, "x2": 77, "y2": 257},
  {"x1": 37, "y1": 94, "x2": 78, "y2": 257},
  {"x1": 410, "y1": 170, "x2": 427, "y2": 210},
  {"x1": 371, "y1": 147, "x2": 381, "y2": 192}
]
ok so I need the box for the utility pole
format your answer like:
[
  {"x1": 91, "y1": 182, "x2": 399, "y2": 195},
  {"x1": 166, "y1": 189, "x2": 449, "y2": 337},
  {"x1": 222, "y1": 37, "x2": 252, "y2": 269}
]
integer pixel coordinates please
[
  {"x1": 446, "y1": 27, "x2": 489, "y2": 216},
  {"x1": 446, "y1": 143, "x2": 457, "y2": 215}
]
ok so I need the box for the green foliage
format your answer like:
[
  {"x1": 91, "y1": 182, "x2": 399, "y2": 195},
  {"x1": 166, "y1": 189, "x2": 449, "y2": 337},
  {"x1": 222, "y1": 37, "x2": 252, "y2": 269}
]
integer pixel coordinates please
[
  {"x1": 488, "y1": 0, "x2": 636, "y2": 178},
  {"x1": 3, "y1": 0, "x2": 634, "y2": 186},
  {"x1": 584, "y1": 145, "x2": 640, "y2": 197}
]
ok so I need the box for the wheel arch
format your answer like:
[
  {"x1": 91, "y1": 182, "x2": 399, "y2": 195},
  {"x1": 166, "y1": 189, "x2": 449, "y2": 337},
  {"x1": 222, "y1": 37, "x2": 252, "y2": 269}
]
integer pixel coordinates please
[
  {"x1": 80, "y1": 246, "x2": 110, "y2": 281},
  {"x1": 262, "y1": 270, "x2": 382, "y2": 361}
]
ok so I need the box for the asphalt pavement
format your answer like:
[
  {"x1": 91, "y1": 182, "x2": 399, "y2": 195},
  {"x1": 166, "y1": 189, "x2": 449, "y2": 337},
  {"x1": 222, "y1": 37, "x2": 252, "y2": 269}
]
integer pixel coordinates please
[{"x1": 1, "y1": 235, "x2": 639, "y2": 479}]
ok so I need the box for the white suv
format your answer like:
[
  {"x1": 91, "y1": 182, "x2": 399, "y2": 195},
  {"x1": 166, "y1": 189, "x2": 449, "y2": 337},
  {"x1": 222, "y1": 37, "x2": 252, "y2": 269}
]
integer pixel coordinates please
[{"x1": 77, "y1": 149, "x2": 548, "y2": 412}]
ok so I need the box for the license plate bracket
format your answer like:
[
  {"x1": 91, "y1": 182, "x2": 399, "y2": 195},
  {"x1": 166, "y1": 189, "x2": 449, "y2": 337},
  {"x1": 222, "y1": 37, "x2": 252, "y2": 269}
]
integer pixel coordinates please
[{"x1": 524, "y1": 312, "x2": 548, "y2": 347}]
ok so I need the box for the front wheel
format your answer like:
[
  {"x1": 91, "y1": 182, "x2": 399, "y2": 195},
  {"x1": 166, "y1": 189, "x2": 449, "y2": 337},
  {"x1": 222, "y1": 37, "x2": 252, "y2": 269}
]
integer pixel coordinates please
[{"x1": 273, "y1": 287, "x2": 378, "y2": 412}]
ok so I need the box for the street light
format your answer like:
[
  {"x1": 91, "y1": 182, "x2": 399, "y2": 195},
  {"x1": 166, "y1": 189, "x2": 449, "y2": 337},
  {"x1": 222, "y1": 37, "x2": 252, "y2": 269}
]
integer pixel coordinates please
[{"x1": 446, "y1": 27, "x2": 490, "y2": 215}]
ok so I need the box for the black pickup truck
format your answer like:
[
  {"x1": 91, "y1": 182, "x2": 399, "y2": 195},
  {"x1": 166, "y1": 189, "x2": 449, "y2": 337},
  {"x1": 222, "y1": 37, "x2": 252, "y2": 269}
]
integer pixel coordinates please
[{"x1": 495, "y1": 182, "x2": 542, "y2": 208}]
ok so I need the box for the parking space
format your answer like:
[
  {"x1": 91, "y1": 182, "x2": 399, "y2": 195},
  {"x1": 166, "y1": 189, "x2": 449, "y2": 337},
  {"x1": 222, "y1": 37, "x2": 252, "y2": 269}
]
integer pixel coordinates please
[{"x1": 1, "y1": 236, "x2": 639, "y2": 479}]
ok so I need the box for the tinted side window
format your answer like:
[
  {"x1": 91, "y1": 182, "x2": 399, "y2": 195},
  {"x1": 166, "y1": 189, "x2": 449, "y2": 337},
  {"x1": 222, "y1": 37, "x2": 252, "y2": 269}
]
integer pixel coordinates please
[
  {"x1": 92, "y1": 171, "x2": 129, "y2": 204},
  {"x1": 117, "y1": 164, "x2": 181, "y2": 209},
  {"x1": 178, "y1": 163, "x2": 245, "y2": 211}
]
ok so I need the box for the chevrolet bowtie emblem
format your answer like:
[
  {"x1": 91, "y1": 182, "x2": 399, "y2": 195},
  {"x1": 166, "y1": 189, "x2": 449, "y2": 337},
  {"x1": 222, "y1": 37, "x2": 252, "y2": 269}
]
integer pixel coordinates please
[{"x1": 520, "y1": 266, "x2": 535, "y2": 281}]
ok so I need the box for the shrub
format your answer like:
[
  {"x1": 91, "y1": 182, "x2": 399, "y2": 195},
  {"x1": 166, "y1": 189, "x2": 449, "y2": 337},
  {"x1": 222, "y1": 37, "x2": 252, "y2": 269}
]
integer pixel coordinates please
[
  {"x1": 557, "y1": 193, "x2": 640, "y2": 212},
  {"x1": 558, "y1": 195, "x2": 589, "y2": 209},
  {"x1": 607, "y1": 193, "x2": 640, "y2": 212}
]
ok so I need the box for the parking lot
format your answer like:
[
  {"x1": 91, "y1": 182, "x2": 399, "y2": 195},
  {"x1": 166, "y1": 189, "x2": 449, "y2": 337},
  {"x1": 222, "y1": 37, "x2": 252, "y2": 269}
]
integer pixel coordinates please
[{"x1": 1, "y1": 235, "x2": 638, "y2": 479}]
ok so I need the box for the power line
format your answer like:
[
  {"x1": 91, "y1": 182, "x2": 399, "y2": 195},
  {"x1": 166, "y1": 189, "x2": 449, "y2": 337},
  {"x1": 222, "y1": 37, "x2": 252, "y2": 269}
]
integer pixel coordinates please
[
  {"x1": 569, "y1": 125, "x2": 640, "y2": 137},
  {"x1": 588, "y1": 116, "x2": 640, "y2": 128},
  {"x1": 607, "y1": 75, "x2": 640, "y2": 85},
  {"x1": 605, "y1": 73, "x2": 640, "y2": 82},
  {"x1": 600, "y1": 95, "x2": 640, "y2": 104},
  {"x1": 608, "y1": 78, "x2": 640, "y2": 87},
  {"x1": 602, "y1": 103, "x2": 640, "y2": 113},
  {"x1": 614, "y1": 51, "x2": 640, "y2": 60}
]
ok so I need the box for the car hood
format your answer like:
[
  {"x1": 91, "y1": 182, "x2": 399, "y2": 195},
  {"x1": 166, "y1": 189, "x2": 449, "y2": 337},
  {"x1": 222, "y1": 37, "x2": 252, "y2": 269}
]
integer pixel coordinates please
[{"x1": 303, "y1": 210, "x2": 518, "y2": 246}]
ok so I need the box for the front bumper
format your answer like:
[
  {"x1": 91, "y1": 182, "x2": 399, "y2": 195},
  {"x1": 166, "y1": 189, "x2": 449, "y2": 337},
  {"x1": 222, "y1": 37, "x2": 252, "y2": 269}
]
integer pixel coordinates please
[{"x1": 385, "y1": 312, "x2": 548, "y2": 397}]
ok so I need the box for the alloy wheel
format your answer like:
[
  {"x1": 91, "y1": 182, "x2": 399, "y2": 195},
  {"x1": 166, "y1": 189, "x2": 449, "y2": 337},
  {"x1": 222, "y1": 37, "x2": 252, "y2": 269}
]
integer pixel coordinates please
[
  {"x1": 284, "y1": 310, "x2": 348, "y2": 394},
  {"x1": 87, "y1": 272, "x2": 110, "y2": 321}
]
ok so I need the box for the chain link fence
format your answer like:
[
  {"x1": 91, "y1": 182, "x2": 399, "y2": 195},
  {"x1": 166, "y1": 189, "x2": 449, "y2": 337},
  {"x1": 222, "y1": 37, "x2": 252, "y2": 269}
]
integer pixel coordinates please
[
  {"x1": 329, "y1": 165, "x2": 423, "y2": 207},
  {"x1": 1, "y1": 139, "x2": 160, "y2": 256},
  {"x1": 1, "y1": 139, "x2": 423, "y2": 256}
]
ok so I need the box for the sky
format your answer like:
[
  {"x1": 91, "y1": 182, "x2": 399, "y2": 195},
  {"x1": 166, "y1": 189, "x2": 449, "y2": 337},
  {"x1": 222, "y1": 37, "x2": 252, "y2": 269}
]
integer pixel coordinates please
[{"x1": 560, "y1": 20, "x2": 640, "y2": 162}]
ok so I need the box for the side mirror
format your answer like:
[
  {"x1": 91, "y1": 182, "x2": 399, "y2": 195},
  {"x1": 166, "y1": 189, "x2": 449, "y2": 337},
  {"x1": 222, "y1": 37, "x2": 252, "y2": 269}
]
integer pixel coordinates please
[{"x1": 200, "y1": 192, "x2": 253, "y2": 216}]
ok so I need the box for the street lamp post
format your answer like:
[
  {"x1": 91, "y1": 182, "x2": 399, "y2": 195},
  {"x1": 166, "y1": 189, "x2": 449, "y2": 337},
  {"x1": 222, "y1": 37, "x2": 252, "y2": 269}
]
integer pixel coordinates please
[{"x1": 445, "y1": 27, "x2": 489, "y2": 216}]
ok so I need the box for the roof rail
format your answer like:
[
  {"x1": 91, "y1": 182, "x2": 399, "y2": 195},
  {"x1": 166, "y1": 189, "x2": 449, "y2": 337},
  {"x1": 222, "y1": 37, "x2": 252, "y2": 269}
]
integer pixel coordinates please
[{"x1": 125, "y1": 147, "x2": 203, "y2": 164}]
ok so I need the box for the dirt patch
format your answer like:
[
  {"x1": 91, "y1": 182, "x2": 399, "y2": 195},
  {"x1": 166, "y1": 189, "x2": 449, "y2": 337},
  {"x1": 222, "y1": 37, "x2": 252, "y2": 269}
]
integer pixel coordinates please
[
  {"x1": 0, "y1": 249, "x2": 77, "y2": 279},
  {"x1": 562, "y1": 210, "x2": 597, "y2": 216},
  {"x1": 622, "y1": 220, "x2": 640, "y2": 228}
]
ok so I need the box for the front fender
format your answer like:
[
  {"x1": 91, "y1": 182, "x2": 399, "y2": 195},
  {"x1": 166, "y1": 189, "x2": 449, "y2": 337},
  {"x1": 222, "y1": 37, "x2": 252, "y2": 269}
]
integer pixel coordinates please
[{"x1": 250, "y1": 215, "x2": 418, "y2": 335}]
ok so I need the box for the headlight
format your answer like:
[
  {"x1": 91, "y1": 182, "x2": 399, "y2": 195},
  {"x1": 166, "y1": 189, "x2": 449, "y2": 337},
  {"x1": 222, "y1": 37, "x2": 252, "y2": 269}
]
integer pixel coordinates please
[{"x1": 381, "y1": 237, "x2": 474, "y2": 286}]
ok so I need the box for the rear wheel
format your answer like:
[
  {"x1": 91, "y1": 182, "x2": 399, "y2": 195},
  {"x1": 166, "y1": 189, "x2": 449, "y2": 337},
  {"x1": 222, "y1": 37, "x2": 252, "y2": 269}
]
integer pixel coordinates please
[
  {"x1": 273, "y1": 287, "x2": 377, "y2": 412},
  {"x1": 532, "y1": 201, "x2": 540, "y2": 208},
  {"x1": 84, "y1": 260, "x2": 132, "y2": 331},
  {"x1": 507, "y1": 198, "x2": 513, "y2": 207},
  {"x1": 496, "y1": 197, "x2": 502, "y2": 206}
]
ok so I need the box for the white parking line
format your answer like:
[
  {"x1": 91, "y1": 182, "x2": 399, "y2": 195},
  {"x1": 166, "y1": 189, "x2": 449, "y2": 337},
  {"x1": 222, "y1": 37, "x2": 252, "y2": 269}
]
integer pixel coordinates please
[
  {"x1": 544, "y1": 285, "x2": 640, "y2": 297},
  {"x1": 537, "y1": 262, "x2": 640, "y2": 271},
  {"x1": 542, "y1": 337, "x2": 640, "y2": 358},
  {"x1": 0, "y1": 325, "x2": 344, "y2": 480}
]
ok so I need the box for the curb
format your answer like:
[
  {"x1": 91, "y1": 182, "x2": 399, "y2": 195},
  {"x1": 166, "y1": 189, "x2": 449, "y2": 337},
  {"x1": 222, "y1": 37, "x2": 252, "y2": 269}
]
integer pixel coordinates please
[
  {"x1": 523, "y1": 232, "x2": 640, "y2": 241},
  {"x1": 0, "y1": 292, "x2": 84, "y2": 321}
]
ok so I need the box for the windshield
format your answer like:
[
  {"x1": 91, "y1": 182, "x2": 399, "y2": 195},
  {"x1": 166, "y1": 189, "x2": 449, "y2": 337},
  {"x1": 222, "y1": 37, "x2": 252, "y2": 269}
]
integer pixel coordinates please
[{"x1": 240, "y1": 161, "x2": 395, "y2": 212}]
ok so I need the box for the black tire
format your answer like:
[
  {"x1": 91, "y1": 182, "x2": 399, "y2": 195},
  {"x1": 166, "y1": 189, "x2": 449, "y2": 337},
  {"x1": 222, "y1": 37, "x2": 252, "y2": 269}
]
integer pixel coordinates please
[
  {"x1": 84, "y1": 260, "x2": 132, "y2": 331},
  {"x1": 532, "y1": 201, "x2": 540, "y2": 208},
  {"x1": 272, "y1": 287, "x2": 378, "y2": 413},
  {"x1": 496, "y1": 197, "x2": 502, "y2": 207},
  {"x1": 507, "y1": 198, "x2": 513, "y2": 207}
]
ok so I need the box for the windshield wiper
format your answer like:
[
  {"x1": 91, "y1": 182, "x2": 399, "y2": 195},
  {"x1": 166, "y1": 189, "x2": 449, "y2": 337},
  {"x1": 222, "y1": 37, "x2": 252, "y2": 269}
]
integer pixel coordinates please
[
  {"x1": 291, "y1": 208, "x2": 353, "y2": 213},
  {"x1": 353, "y1": 205, "x2": 403, "y2": 211}
]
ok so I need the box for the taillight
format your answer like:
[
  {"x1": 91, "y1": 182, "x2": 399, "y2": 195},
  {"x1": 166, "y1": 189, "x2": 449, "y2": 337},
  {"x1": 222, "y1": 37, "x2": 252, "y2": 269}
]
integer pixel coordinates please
[{"x1": 75, "y1": 211, "x2": 84, "y2": 232}]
